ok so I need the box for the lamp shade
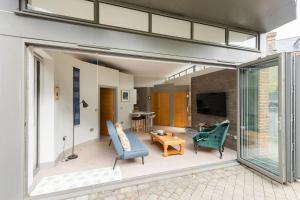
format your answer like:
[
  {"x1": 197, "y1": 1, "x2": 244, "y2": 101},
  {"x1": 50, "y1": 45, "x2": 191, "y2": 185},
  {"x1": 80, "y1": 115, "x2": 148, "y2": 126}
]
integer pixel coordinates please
[{"x1": 82, "y1": 100, "x2": 89, "y2": 108}]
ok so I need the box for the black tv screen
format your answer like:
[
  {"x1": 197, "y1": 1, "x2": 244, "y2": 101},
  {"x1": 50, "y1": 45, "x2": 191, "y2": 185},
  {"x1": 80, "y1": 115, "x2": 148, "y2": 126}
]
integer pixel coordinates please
[{"x1": 197, "y1": 92, "x2": 227, "y2": 116}]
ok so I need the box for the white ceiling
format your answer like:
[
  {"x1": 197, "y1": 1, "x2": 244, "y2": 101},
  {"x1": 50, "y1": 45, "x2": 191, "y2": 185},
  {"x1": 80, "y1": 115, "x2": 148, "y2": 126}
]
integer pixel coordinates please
[
  {"x1": 72, "y1": 52, "x2": 191, "y2": 79},
  {"x1": 45, "y1": 49, "x2": 230, "y2": 87}
]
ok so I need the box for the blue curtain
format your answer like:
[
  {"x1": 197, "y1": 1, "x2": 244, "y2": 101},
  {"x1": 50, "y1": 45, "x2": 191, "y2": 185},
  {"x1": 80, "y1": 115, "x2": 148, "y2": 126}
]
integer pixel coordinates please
[{"x1": 73, "y1": 67, "x2": 80, "y2": 125}]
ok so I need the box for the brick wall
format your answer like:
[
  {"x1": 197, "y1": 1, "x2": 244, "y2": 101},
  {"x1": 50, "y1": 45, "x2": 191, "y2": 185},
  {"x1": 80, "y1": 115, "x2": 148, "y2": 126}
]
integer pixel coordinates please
[
  {"x1": 191, "y1": 69, "x2": 237, "y2": 150},
  {"x1": 257, "y1": 68, "x2": 270, "y2": 148}
]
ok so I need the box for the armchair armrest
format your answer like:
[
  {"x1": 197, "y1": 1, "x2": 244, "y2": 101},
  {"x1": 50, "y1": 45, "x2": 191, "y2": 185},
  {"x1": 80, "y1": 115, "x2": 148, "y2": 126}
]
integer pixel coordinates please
[
  {"x1": 201, "y1": 125, "x2": 218, "y2": 132},
  {"x1": 193, "y1": 129, "x2": 216, "y2": 142}
]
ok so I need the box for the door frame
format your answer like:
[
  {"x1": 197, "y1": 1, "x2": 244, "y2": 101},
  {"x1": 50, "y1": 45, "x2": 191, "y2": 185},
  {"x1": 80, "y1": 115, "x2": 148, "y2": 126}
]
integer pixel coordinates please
[
  {"x1": 98, "y1": 86, "x2": 117, "y2": 137},
  {"x1": 295, "y1": 53, "x2": 300, "y2": 179},
  {"x1": 23, "y1": 40, "x2": 236, "y2": 198},
  {"x1": 237, "y1": 53, "x2": 291, "y2": 183},
  {"x1": 33, "y1": 56, "x2": 41, "y2": 176}
]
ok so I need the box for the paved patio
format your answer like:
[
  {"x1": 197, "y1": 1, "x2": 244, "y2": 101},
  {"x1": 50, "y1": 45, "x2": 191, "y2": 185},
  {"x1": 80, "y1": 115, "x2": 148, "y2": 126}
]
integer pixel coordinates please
[{"x1": 67, "y1": 165, "x2": 300, "y2": 200}]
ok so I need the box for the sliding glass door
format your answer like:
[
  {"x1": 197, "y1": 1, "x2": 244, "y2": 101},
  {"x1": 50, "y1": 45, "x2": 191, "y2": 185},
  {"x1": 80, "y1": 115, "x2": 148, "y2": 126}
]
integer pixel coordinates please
[{"x1": 238, "y1": 54, "x2": 286, "y2": 183}]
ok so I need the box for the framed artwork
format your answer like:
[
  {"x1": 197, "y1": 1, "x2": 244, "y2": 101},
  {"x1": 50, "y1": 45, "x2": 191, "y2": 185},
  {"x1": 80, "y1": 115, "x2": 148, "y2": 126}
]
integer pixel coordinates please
[
  {"x1": 121, "y1": 90, "x2": 130, "y2": 102},
  {"x1": 54, "y1": 86, "x2": 60, "y2": 100}
]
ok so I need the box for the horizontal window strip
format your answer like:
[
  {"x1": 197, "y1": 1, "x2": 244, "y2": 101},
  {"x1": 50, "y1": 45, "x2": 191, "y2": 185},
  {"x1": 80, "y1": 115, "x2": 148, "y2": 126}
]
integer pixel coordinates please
[
  {"x1": 229, "y1": 31, "x2": 257, "y2": 49},
  {"x1": 151, "y1": 14, "x2": 191, "y2": 39},
  {"x1": 99, "y1": 3, "x2": 149, "y2": 32},
  {"x1": 193, "y1": 23, "x2": 226, "y2": 44},
  {"x1": 23, "y1": 0, "x2": 259, "y2": 51},
  {"x1": 27, "y1": 0, "x2": 94, "y2": 21}
]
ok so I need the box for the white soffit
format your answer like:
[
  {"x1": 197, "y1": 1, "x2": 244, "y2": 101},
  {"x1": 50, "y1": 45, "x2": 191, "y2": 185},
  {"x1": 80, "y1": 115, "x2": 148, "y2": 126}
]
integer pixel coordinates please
[{"x1": 117, "y1": 0, "x2": 297, "y2": 32}]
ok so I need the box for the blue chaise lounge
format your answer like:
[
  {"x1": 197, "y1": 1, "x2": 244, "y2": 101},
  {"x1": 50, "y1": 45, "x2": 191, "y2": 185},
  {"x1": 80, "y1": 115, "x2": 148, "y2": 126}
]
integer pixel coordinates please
[{"x1": 106, "y1": 120, "x2": 149, "y2": 170}]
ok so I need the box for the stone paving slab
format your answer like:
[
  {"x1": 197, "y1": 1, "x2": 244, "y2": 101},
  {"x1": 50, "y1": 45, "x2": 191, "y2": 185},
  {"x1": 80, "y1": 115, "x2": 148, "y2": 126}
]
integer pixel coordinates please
[{"x1": 67, "y1": 165, "x2": 300, "y2": 200}]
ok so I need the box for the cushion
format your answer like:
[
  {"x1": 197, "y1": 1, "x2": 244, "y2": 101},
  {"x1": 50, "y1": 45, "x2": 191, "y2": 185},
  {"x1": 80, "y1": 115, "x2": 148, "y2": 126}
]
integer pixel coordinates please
[
  {"x1": 115, "y1": 123, "x2": 131, "y2": 151},
  {"x1": 123, "y1": 132, "x2": 149, "y2": 159}
]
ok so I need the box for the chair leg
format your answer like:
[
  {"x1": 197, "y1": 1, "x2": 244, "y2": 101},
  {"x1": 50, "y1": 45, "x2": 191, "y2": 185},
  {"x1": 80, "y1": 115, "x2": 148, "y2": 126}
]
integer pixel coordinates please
[
  {"x1": 219, "y1": 147, "x2": 223, "y2": 159},
  {"x1": 113, "y1": 157, "x2": 118, "y2": 170},
  {"x1": 142, "y1": 156, "x2": 144, "y2": 165},
  {"x1": 109, "y1": 139, "x2": 112, "y2": 146},
  {"x1": 222, "y1": 145, "x2": 224, "y2": 152},
  {"x1": 194, "y1": 144, "x2": 198, "y2": 154}
]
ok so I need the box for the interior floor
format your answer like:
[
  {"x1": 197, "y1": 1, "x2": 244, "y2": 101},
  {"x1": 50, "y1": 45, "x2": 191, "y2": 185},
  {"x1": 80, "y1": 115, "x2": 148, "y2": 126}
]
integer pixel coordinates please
[{"x1": 33, "y1": 126, "x2": 237, "y2": 191}]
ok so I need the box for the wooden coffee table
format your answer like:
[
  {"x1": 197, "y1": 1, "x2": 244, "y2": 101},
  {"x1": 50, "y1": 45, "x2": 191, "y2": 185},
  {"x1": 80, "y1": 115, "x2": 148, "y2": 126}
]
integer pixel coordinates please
[{"x1": 150, "y1": 132, "x2": 185, "y2": 157}]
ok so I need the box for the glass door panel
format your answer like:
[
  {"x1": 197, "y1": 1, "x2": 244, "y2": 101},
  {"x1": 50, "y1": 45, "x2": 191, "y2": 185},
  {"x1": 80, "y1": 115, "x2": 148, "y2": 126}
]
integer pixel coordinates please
[{"x1": 238, "y1": 55, "x2": 285, "y2": 182}]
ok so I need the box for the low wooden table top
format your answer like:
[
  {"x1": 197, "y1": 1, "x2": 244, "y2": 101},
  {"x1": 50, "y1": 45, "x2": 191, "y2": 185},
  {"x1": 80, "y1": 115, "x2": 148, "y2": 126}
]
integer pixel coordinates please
[{"x1": 150, "y1": 132, "x2": 186, "y2": 145}]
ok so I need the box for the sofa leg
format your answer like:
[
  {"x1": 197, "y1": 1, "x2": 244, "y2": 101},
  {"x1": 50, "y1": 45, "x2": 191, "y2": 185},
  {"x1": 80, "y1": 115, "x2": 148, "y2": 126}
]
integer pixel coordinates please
[
  {"x1": 222, "y1": 145, "x2": 224, "y2": 152},
  {"x1": 109, "y1": 139, "x2": 112, "y2": 146},
  {"x1": 113, "y1": 157, "x2": 118, "y2": 170},
  {"x1": 219, "y1": 148, "x2": 223, "y2": 159},
  {"x1": 142, "y1": 156, "x2": 144, "y2": 165}
]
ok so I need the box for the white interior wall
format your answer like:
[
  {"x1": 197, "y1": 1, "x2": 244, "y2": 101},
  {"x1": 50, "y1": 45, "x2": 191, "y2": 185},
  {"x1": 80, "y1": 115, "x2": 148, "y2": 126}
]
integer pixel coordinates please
[
  {"x1": 118, "y1": 72, "x2": 135, "y2": 129},
  {"x1": 98, "y1": 65, "x2": 119, "y2": 87},
  {"x1": 37, "y1": 51, "x2": 136, "y2": 161},
  {"x1": 51, "y1": 52, "x2": 99, "y2": 159},
  {"x1": 25, "y1": 49, "x2": 137, "y2": 191}
]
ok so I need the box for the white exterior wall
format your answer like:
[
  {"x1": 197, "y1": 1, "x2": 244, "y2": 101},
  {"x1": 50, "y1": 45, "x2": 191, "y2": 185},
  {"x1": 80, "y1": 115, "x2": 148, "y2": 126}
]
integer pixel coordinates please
[{"x1": 0, "y1": 35, "x2": 24, "y2": 200}]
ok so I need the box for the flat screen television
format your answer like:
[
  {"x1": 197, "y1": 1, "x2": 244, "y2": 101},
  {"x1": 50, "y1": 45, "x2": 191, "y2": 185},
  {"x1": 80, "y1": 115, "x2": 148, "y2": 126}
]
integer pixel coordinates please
[{"x1": 197, "y1": 92, "x2": 227, "y2": 116}]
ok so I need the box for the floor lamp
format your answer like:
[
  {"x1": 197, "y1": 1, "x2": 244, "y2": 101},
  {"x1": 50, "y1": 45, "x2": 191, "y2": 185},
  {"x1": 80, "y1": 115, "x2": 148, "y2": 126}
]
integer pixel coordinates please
[{"x1": 68, "y1": 100, "x2": 89, "y2": 160}]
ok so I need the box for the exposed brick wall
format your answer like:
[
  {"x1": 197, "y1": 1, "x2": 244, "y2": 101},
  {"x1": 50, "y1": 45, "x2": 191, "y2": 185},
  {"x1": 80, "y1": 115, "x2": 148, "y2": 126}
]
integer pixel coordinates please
[
  {"x1": 191, "y1": 69, "x2": 237, "y2": 150},
  {"x1": 257, "y1": 68, "x2": 270, "y2": 148},
  {"x1": 266, "y1": 32, "x2": 277, "y2": 55}
]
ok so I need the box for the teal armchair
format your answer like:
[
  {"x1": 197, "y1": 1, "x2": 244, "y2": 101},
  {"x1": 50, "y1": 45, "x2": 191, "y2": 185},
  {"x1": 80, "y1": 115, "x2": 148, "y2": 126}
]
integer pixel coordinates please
[{"x1": 193, "y1": 121, "x2": 230, "y2": 159}]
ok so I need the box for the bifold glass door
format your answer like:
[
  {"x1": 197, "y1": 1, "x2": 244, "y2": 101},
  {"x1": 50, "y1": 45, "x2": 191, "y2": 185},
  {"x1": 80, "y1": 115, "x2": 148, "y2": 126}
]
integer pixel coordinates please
[{"x1": 238, "y1": 54, "x2": 286, "y2": 183}]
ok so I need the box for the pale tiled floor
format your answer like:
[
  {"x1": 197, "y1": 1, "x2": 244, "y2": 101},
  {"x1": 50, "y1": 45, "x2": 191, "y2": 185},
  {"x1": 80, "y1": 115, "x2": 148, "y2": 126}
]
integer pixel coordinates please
[
  {"x1": 34, "y1": 126, "x2": 236, "y2": 185},
  {"x1": 69, "y1": 165, "x2": 300, "y2": 200},
  {"x1": 31, "y1": 167, "x2": 122, "y2": 196}
]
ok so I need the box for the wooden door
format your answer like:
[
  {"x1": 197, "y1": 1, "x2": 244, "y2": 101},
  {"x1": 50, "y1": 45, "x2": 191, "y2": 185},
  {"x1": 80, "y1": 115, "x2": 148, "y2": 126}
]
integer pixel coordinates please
[
  {"x1": 173, "y1": 92, "x2": 187, "y2": 128},
  {"x1": 151, "y1": 92, "x2": 160, "y2": 125},
  {"x1": 159, "y1": 92, "x2": 170, "y2": 126},
  {"x1": 100, "y1": 88, "x2": 115, "y2": 136},
  {"x1": 151, "y1": 92, "x2": 170, "y2": 126}
]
